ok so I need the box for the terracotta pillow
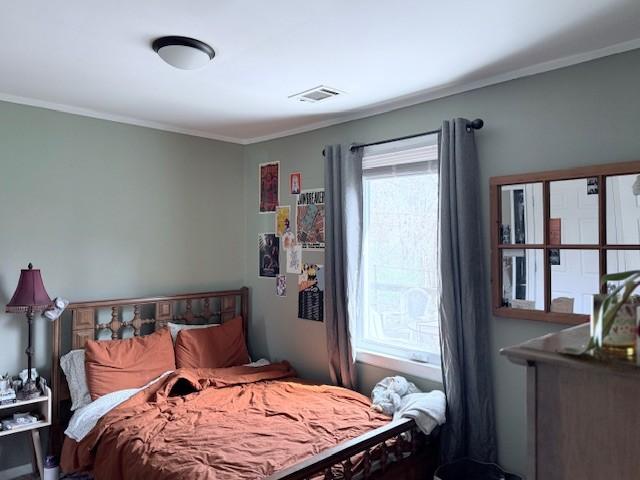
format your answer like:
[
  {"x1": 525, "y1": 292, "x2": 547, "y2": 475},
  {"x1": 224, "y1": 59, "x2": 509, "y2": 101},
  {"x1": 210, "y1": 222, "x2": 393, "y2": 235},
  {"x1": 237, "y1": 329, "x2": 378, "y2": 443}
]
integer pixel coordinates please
[
  {"x1": 175, "y1": 316, "x2": 249, "y2": 369},
  {"x1": 85, "y1": 328, "x2": 176, "y2": 400}
]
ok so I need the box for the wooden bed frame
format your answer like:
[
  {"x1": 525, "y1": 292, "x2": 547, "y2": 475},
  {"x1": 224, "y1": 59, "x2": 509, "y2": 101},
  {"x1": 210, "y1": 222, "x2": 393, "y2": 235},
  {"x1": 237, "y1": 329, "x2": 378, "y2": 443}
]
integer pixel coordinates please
[{"x1": 51, "y1": 287, "x2": 437, "y2": 479}]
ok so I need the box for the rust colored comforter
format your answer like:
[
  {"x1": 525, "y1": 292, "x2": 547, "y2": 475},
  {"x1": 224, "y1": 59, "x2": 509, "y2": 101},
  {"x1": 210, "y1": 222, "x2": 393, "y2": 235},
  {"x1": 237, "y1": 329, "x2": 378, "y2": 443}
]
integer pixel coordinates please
[{"x1": 61, "y1": 362, "x2": 389, "y2": 479}]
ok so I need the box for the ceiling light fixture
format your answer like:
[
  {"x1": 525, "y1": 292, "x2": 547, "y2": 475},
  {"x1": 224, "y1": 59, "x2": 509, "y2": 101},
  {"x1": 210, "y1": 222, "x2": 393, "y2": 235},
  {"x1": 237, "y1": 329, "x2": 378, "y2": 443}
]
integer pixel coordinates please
[{"x1": 152, "y1": 36, "x2": 215, "y2": 70}]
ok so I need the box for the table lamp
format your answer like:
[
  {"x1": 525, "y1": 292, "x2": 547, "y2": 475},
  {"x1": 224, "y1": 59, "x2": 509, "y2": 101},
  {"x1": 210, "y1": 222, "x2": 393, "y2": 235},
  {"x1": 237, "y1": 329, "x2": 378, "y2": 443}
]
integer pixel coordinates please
[{"x1": 6, "y1": 263, "x2": 52, "y2": 399}]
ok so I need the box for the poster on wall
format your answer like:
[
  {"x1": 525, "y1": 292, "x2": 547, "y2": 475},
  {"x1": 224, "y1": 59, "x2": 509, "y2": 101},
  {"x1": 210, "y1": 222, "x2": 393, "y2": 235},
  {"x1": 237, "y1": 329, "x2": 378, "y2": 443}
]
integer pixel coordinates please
[
  {"x1": 290, "y1": 172, "x2": 302, "y2": 194},
  {"x1": 296, "y1": 189, "x2": 325, "y2": 249},
  {"x1": 258, "y1": 233, "x2": 280, "y2": 277},
  {"x1": 259, "y1": 162, "x2": 280, "y2": 213},
  {"x1": 276, "y1": 274, "x2": 287, "y2": 297},
  {"x1": 282, "y1": 229, "x2": 296, "y2": 250},
  {"x1": 298, "y1": 263, "x2": 324, "y2": 321},
  {"x1": 286, "y1": 245, "x2": 302, "y2": 274},
  {"x1": 275, "y1": 206, "x2": 291, "y2": 237}
]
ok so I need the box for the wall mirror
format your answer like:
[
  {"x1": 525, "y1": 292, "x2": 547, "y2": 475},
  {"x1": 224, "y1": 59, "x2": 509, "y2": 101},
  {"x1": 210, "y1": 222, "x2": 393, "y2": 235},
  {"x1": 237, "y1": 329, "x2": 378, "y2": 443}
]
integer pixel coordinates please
[{"x1": 491, "y1": 161, "x2": 640, "y2": 324}]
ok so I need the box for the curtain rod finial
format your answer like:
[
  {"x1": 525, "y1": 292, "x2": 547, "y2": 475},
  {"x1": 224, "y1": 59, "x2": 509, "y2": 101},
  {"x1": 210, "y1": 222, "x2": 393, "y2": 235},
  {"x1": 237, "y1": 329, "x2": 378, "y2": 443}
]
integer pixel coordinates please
[{"x1": 470, "y1": 118, "x2": 484, "y2": 130}]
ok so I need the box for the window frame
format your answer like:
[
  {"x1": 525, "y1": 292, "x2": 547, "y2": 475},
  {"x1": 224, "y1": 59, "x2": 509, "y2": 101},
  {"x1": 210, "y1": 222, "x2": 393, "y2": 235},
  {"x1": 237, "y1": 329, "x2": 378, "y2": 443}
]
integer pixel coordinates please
[{"x1": 355, "y1": 137, "x2": 442, "y2": 379}]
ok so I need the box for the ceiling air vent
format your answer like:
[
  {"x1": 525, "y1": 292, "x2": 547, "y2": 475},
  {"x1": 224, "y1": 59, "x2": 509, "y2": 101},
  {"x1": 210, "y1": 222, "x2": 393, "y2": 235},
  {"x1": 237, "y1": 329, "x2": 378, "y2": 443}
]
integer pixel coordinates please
[{"x1": 289, "y1": 86, "x2": 344, "y2": 103}]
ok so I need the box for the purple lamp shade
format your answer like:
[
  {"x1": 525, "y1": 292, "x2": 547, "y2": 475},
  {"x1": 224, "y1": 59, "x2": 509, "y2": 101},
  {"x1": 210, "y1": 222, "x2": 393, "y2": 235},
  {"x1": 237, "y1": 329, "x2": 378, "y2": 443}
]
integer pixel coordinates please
[{"x1": 6, "y1": 263, "x2": 52, "y2": 313}]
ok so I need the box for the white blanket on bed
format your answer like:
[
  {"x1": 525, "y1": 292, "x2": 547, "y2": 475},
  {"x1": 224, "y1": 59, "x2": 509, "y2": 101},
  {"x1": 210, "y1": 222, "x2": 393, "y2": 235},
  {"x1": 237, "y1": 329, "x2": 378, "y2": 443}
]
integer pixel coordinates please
[
  {"x1": 65, "y1": 359, "x2": 272, "y2": 442},
  {"x1": 371, "y1": 376, "x2": 446, "y2": 435},
  {"x1": 65, "y1": 371, "x2": 173, "y2": 441}
]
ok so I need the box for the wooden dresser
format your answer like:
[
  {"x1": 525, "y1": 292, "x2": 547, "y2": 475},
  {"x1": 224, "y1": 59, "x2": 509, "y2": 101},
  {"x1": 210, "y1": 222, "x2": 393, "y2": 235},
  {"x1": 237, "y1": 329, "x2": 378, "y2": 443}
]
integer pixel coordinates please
[{"x1": 502, "y1": 324, "x2": 640, "y2": 480}]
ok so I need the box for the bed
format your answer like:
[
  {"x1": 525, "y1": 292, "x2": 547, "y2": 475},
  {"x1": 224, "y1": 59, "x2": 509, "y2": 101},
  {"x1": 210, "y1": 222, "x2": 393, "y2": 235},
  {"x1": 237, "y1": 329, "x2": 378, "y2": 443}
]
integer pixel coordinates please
[{"x1": 50, "y1": 288, "x2": 438, "y2": 479}]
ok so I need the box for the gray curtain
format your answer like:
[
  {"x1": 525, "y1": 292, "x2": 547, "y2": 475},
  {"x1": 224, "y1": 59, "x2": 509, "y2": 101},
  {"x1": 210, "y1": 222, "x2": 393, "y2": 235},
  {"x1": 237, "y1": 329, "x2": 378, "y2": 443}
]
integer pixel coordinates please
[
  {"x1": 324, "y1": 144, "x2": 363, "y2": 390},
  {"x1": 439, "y1": 119, "x2": 497, "y2": 463}
]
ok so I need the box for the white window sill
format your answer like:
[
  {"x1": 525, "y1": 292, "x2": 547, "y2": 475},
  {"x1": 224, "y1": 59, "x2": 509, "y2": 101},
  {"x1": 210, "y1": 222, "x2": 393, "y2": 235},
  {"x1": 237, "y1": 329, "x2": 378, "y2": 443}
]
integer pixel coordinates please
[{"x1": 356, "y1": 349, "x2": 443, "y2": 383}]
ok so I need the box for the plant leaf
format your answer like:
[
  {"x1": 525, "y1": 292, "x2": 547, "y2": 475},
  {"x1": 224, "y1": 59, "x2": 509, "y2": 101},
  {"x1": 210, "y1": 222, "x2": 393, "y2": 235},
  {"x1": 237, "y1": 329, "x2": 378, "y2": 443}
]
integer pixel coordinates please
[{"x1": 600, "y1": 270, "x2": 640, "y2": 286}]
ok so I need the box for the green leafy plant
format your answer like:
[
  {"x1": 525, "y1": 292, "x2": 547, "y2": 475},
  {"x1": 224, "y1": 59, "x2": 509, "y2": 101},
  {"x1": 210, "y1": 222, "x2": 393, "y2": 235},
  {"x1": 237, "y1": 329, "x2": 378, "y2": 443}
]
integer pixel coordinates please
[{"x1": 589, "y1": 270, "x2": 640, "y2": 351}]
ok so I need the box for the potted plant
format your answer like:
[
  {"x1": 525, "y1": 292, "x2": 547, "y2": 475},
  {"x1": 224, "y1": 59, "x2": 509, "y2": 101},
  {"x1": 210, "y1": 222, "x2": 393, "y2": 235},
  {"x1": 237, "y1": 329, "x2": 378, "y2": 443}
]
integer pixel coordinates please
[{"x1": 590, "y1": 270, "x2": 640, "y2": 353}]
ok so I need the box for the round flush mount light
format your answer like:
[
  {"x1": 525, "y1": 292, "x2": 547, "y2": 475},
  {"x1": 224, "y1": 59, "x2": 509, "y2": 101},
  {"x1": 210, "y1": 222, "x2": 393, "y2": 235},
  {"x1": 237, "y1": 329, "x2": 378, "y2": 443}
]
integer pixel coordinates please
[{"x1": 152, "y1": 36, "x2": 215, "y2": 70}]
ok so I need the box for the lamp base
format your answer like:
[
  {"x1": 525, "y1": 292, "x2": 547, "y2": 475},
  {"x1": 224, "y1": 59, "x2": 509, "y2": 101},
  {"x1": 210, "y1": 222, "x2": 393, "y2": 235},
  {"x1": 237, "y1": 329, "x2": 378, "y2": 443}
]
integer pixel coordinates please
[{"x1": 19, "y1": 380, "x2": 41, "y2": 400}]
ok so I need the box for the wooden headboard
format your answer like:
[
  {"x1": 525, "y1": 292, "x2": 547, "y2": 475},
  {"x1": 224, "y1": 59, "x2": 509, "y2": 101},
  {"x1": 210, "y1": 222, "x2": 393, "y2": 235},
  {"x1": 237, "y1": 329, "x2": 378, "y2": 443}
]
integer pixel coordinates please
[{"x1": 50, "y1": 287, "x2": 249, "y2": 453}]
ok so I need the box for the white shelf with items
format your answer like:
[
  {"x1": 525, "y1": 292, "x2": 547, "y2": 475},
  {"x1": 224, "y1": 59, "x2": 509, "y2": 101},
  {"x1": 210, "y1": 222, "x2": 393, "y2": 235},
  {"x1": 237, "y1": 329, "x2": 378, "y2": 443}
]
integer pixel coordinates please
[{"x1": 0, "y1": 386, "x2": 51, "y2": 476}]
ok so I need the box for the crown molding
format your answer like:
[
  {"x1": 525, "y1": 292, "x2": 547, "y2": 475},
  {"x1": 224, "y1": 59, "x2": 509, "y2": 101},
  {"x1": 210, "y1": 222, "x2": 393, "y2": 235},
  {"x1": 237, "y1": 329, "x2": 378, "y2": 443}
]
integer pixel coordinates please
[
  {"x1": 1, "y1": 37, "x2": 639, "y2": 146},
  {"x1": 243, "y1": 37, "x2": 640, "y2": 144},
  {"x1": 0, "y1": 92, "x2": 247, "y2": 144}
]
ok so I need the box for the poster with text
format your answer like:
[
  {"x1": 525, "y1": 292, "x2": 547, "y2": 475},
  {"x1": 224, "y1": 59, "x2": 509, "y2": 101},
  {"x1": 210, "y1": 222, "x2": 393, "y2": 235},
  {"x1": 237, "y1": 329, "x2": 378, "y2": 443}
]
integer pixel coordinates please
[
  {"x1": 298, "y1": 263, "x2": 324, "y2": 321},
  {"x1": 259, "y1": 162, "x2": 279, "y2": 213},
  {"x1": 286, "y1": 245, "x2": 302, "y2": 274},
  {"x1": 258, "y1": 233, "x2": 280, "y2": 277},
  {"x1": 275, "y1": 206, "x2": 291, "y2": 237},
  {"x1": 296, "y1": 189, "x2": 325, "y2": 249}
]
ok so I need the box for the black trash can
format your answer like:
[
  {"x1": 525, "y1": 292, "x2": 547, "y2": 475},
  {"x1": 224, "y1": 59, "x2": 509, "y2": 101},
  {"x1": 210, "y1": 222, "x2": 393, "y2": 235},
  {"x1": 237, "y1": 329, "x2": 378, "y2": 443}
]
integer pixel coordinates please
[{"x1": 434, "y1": 458, "x2": 522, "y2": 480}]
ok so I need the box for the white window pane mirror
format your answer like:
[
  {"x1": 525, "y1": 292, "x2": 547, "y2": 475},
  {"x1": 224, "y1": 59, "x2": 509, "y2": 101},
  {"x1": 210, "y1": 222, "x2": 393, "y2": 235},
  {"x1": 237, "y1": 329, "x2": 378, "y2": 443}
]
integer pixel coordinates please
[
  {"x1": 606, "y1": 174, "x2": 640, "y2": 245},
  {"x1": 550, "y1": 249, "x2": 599, "y2": 314},
  {"x1": 500, "y1": 183, "x2": 544, "y2": 244},
  {"x1": 550, "y1": 178, "x2": 599, "y2": 245},
  {"x1": 607, "y1": 250, "x2": 640, "y2": 290},
  {"x1": 501, "y1": 249, "x2": 544, "y2": 310}
]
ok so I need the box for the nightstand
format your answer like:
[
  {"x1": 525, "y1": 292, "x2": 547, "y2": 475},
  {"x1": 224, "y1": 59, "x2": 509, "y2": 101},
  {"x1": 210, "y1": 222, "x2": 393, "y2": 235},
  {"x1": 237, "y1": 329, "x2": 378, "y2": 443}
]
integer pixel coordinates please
[{"x1": 0, "y1": 386, "x2": 51, "y2": 479}]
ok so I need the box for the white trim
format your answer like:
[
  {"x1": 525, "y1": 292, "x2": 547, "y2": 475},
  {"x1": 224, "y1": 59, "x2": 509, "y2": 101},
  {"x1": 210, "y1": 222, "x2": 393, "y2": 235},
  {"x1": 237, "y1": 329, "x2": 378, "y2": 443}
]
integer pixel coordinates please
[
  {"x1": 244, "y1": 38, "x2": 640, "y2": 144},
  {"x1": 356, "y1": 349, "x2": 443, "y2": 384},
  {"x1": 0, "y1": 92, "x2": 247, "y2": 145},
  {"x1": 1, "y1": 38, "x2": 640, "y2": 145},
  {"x1": 0, "y1": 463, "x2": 33, "y2": 480}
]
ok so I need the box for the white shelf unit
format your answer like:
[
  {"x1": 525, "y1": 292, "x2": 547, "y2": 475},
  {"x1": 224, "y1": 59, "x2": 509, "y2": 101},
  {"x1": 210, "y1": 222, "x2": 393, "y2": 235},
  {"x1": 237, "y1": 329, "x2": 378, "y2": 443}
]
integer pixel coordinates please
[
  {"x1": 0, "y1": 386, "x2": 51, "y2": 477},
  {"x1": 0, "y1": 386, "x2": 51, "y2": 434}
]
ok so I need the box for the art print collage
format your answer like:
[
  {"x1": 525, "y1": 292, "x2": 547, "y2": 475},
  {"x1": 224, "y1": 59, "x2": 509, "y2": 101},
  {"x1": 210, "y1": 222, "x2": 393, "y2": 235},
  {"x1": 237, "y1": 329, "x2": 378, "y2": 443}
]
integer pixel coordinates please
[{"x1": 258, "y1": 162, "x2": 324, "y2": 321}]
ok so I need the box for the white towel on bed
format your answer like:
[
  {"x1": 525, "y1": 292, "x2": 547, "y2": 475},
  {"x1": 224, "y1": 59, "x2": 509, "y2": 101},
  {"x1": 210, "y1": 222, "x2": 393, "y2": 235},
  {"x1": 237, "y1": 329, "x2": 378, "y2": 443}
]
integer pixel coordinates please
[
  {"x1": 371, "y1": 376, "x2": 446, "y2": 435},
  {"x1": 392, "y1": 390, "x2": 446, "y2": 434}
]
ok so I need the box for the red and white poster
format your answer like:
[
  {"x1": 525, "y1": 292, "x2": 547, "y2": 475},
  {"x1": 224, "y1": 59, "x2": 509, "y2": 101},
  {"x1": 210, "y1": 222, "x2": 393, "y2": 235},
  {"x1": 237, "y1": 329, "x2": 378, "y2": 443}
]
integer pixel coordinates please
[{"x1": 259, "y1": 162, "x2": 279, "y2": 213}]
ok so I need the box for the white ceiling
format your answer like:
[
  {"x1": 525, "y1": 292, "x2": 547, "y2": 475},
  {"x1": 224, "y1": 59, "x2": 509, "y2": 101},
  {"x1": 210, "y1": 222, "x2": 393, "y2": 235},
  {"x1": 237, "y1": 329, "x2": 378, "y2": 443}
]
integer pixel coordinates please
[{"x1": 2, "y1": 1, "x2": 640, "y2": 144}]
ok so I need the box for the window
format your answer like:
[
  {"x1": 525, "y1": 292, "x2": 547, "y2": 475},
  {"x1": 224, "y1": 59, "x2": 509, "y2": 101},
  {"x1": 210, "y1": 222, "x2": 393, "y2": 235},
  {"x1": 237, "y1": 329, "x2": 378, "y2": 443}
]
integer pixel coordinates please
[{"x1": 356, "y1": 135, "x2": 441, "y2": 373}]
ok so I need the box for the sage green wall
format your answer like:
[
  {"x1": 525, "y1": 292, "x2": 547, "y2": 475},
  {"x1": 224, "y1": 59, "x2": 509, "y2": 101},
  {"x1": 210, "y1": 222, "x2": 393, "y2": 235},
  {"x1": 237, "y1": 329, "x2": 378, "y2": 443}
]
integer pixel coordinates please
[
  {"x1": 244, "y1": 48, "x2": 640, "y2": 476},
  {"x1": 0, "y1": 102, "x2": 245, "y2": 471}
]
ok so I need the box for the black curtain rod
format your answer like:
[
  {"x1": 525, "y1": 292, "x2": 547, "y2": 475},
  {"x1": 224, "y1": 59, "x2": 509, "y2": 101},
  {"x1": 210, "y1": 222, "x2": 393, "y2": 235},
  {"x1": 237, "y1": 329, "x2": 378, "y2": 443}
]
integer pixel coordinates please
[{"x1": 322, "y1": 118, "x2": 484, "y2": 156}]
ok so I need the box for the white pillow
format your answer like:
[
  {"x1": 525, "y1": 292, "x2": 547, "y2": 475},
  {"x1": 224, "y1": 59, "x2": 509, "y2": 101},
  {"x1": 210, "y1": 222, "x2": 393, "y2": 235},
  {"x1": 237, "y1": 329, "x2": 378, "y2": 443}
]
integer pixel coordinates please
[
  {"x1": 60, "y1": 349, "x2": 92, "y2": 411},
  {"x1": 167, "y1": 322, "x2": 219, "y2": 343}
]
